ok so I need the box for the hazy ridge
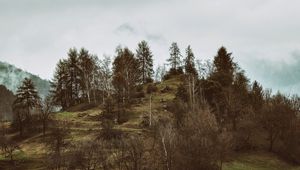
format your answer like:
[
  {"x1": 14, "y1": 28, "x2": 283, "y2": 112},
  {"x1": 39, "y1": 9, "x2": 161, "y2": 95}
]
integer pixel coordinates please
[{"x1": 0, "y1": 61, "x2": 50, "y2": 99}]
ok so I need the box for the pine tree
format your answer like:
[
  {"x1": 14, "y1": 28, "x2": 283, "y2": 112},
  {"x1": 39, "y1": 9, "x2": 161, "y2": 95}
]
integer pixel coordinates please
[
  {"x1": 51, "y1": 59, "x2": 69, "y2": 109},
  {"x1": 136, "y1": 40, "x2": 154, "y2": 84},
  {"x1": 13, "y1": 78, "x2": 41, "y2": 136},
  {"x1": 15, "y1": 78, "x2": 41, "y2": 116},
  {"x1": 112, "y1": 47, "x2": 140, "y2": 122},
  {"x1": 250, "y1": 80, "x2": 264, "y2": 114},
  {"x1": 227, "y1": 70, "x2": 250, "y2": 130},
  {"x1": 184, "y1": 45, "x2": 197, "y2": 76},
  {"x1": 112, "y1": 47, "x2": 140, "y2": 104},
  {"x1": 66, "y1": 48, "x2": 81, "y2": 106},
  {"x1": 168, "y1": 42, "x2": 182, "y2": 71},
  {"x1": 210, "y1": 46, "x2": 235, "y2": 88}
]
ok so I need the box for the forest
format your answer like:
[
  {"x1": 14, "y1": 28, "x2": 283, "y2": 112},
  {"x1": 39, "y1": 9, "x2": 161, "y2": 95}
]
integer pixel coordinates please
[{"x1": 1, "y1": 40, "x2": 300, "y2": 170}]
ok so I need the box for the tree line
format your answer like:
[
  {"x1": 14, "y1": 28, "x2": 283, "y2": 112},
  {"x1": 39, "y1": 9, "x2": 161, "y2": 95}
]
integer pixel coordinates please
[{"x1": 4, "y1": 40, "x2": 300, "y2": 169}]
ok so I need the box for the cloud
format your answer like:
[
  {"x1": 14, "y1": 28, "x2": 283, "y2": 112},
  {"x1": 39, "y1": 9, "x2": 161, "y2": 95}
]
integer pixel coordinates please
[
  {"x1": 240, "y1": 50, "x2": 300, "y2": 95},
  {"x1": 0, "y1": 0, "x2": 300, "y2": 95},
  {"x1": 115, "y1": 23, "x2": 137, "y2": 36}
]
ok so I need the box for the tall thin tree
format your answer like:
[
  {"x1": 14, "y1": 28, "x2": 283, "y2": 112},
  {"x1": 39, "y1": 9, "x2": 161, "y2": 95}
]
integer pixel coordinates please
[{"x1": 136, "y1": 40, "x2": 154, "y2": 84}]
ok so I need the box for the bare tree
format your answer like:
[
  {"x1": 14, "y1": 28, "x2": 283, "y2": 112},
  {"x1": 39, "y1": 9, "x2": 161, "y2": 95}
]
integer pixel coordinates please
[
  {"x1": 0, "y1": 136, "x2": 19, "y2": 162},
  {"x1": 114, "y1": 135, "x2": 146, "y2": 170},
  {"x1": 39, "y1": 95, "x2": 54, "y2": 136},
  {"x1": 68, "y1": 139, "x2": 111, "y2": 170},
  {"x1": 46, "y1": 121, "x2": 70, "y2": 169}
]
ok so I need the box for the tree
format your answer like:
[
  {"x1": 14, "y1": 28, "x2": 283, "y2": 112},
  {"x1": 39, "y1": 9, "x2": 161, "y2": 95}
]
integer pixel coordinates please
[
  {"x1": 51, "y1": 47, "x2": 102, "y2": 109},
  {"x1": 98, "y1": 55, "x2": 113, "y2": 104},
  {"x1": 39, "y1": 95, "x2": 54, "y2": 136},
  {"x1": 46, "y1": 121, "x2": 70, "y2": 169},
  {"x1": 112, "y1": 47, "x2": 140, "y2": 104},
  {"x1": 12, "y1": 78, "x2": 41, "y2": 137},
  {"x1": 0, "y1": 136, "x2": 19, "y2": 162},
  {"x1": 210, "y1": 47, "x2": 235, "y2": 88},
  {"x1": 168, "y1": 42, "x2": 182, "y2": 71},
  {"x1": 78, "y1": 48, "x2": 95, "y2": 103},
  {"x1": 155, "y1": 64, "x2": 166, "y2": 82},
  {"x1": 184, "y1": 45, "x2": 197, "y2": 76},
  {"x1": 226, "y1": 70, "x2": 250, "y2": 130},
  {"x1": 66, "y1": 48, "x2": 81, "y2": 106},
  {"x1": 67, "y1": 139, "x2": 111, "y2": 170},
  {"x1": 112, "y1": 47, "x2": 140, "y2": 122},
  {"x1": 261, "y1": 93, "x2": 296, "y2": 152},
  {"x1": 136, "y1": 40, "x2": 154, "y2": 84},
  {"x1": 51, "y1": 59, "x2": 69, "y2": 110},
  {"x1": 115, "y1": 135, "x2": 146, "y2": 170},
  {"x1": 250, "y1": 81, "x2": 264, "y2": 117}
]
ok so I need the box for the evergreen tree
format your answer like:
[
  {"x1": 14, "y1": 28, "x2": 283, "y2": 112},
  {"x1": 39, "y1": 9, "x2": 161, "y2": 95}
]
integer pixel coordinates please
[
  {"x1": 227, "y1": 70, "x2": 250, "y2": 130},
  {"x1": 136, "y1": 40, "x2": 154, "y2": 84},
  {"x1": 13, "y1": 78, "x2": 41, "y2": 136},
  {"x1": 66, "y1": 48, "x2": 81, "y2": 106},
  {"x1": 112, "y1": 47, "x2": 140, "y2": 104},
  {"x1": 15, "y1": 78, "x2": 41, "y2": 116},
  {"x1": 51, "y1": 47, "x2": 101, "y2": 109},
  {"x1": 168, "y1": 42, "x2": 182, "y2": 71},
  {"x1": 210, "y1": 47, "x2": 235, "y2": 88},
  {"x1": 51, "y1": 59, "x2": 69, "y2": 109},
  {"x1": 250, "y1": 81, "x2": 264, "y2": 115},
  {"x1": 112, "y1": 47, "x2": 140, "y2": 122},
  {"x1": 184, "y1": 45, "x2": 197, "y2": 76}
]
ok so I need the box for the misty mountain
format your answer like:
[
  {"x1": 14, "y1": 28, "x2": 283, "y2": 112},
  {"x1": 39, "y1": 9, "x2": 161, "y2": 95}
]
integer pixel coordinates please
[
  {"x1": 0, "y1": 61, "x2": 50, "y2": 98},
  {"x1": 0, "y1": 85, "x2": 15, "y2": 120}
]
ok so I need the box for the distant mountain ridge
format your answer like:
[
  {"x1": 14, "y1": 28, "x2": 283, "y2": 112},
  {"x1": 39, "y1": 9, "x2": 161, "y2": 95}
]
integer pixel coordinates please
[
  {"x1": 0, "y1": 61, "x2": 50, "y2": 98},
  {"x1": 0, "y1": 85, "x2": 15, "y2": 120}
]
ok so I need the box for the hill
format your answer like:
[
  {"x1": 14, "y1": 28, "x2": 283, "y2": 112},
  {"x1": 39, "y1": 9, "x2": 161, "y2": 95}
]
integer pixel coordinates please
[
  {"x1": 0, "y1": 85, "x2": 15, "y2": 120},
  {"x1": 0, "y1": 61, "x2": 50, "y2": 98},
  {"x1": 0, "y1": 76, "x2": 299, "y2": 169}
]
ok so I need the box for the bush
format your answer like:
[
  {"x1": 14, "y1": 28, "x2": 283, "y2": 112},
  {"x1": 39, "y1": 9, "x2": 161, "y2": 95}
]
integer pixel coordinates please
[
  {"x1": 134, "y1": 91, "x2": 145, "y2": 98},
  {"x1": 163, "y1": 67, "x2": 184, "y2": 80},
  {"x1": 140, "y1": 113, "x2": 150, "y2": 128},
  {"x1": 100, "y1": 120, "x2": 123, "y2": 140},
  {"x1": 136, "y1": 85, "x2": 144, "y2": 93},
  {"x1": 161, "y1": 86, "x2": 172, "y2": 93},
  {"x1": 117, "y1": 111, "x2": 131, "y2": 124},
  {"x1": 147, "y1": 84, "x2": 158, "y2": 94}
]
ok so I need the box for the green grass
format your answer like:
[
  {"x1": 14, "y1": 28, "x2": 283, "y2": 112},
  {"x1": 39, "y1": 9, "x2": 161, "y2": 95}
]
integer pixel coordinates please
[
  {"x1": 224, "y1": 152, "x2": 300, "y2": 170},
  {"x1": 54, "y1": 111, "x2": 75, "y2": 120}
]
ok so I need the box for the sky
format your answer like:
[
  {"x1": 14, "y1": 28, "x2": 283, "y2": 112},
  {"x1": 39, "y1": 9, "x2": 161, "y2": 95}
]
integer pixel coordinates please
[{"x1": 0, "y1": 0, "x2": 300, "y2": 94}]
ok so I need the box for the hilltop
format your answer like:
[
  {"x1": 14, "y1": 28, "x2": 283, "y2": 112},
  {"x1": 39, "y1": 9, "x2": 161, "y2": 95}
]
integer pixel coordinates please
[{"x1": 0, "y1": 76, "x2": 300, "y2": 170}]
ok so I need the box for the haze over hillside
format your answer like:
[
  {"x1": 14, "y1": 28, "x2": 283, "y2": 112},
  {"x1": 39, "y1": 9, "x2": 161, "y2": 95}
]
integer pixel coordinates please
[{"x1": 0, "y1": 61, "x2": 50, "y2": 98}]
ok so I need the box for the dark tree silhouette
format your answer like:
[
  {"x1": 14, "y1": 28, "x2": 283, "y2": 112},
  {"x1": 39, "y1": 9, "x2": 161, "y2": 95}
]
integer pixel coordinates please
[
  {"x1": 112, "y1": 47, "x2": 140, "y2": 122},
  {"x1": 168, "y1": 42, "x2": 182, "y2": 71},
  {"x1": 210, "y1": 46, "x2": 235, "y2": 88},
  {"x1": 184, "y1": 45, "x2": 197, "y2": 76},
  {"x1": 12, "y1": 78, "x2": 40, "y2": 136},
  {"x1": 136, "y1": 40, "x2": 154, "y2": 84}
]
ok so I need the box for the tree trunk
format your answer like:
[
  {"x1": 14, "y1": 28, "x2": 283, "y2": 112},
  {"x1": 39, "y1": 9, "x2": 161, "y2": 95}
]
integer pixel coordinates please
[
  {"x1": 43, "y1": 120, "x2": 46, "y2": 136},
  {"x1": 149, "y1": 94, "x2": 152, "y2": 126},
  {"x1": 232, "y1": 118, "x2": 237, "y2": 131},
  {"x1": 269, "y1": 137, "x2": 274, "y2": 152},
  {"x1": 19, "y1": 122, "x2": 23, "y2": 137}
]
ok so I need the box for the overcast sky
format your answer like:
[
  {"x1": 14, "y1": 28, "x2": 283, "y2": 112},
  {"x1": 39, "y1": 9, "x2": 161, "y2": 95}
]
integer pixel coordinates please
[{"x1": 0, "y1": 0, "x2": 300, "y2": 94}]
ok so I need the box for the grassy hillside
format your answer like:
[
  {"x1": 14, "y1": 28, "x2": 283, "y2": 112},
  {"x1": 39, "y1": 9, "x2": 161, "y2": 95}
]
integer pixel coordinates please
[{"x1": 0, "y1": 76, "x2": 299, "y2": 170}]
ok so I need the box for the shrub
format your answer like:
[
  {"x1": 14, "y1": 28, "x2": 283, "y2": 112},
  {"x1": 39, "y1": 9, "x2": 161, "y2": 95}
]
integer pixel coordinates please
[
  {"x1": 147, "y1": 84, "x2": 158, "y2": 94},
  {"x1": 163, "y1": 67, "x2": 184, "y2": 80}
]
